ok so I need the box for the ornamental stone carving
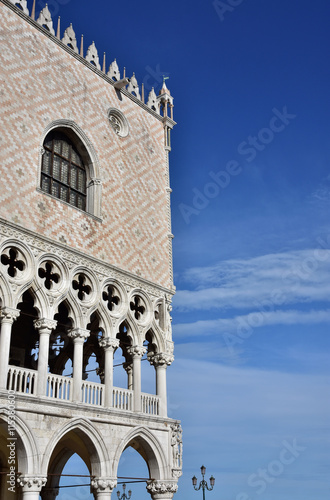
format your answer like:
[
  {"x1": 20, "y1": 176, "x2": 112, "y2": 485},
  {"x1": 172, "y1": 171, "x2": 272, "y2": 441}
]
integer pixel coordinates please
[
  {"x1": 0, "y1": 307, "x2": 20, "y2": 324},
  {"x1": 9, "y1": 0, "x2": 29, "y2": 15},
  {"x1": 108, "y1": 108, "x2": 129, "y2": 138},
  {"x1": 99, "y1": 337, "x2": 119, "y2": 350},
  {"x1": 147, "y1": 480, "x2": 178, "y2": 495},
  {"x1": 85, "y1": 41, "x2": 101, "y2": 70},
  {"x1": 37, "y1": 5, "x2": 55, "y2": 35},
  {"x1": 91, "y1": 478, "x2": 117, "y2": 492},
  {"x1": 62, "y1": 24, "x2": 78, "y2": 53},
  {"x1": 127, "y1": 345, "x2": 146, "y2": 358},
  {"x1": 171, "y1": 423, "x2": 183, "y2": 470},
  {"x1": 108, "y1": 58, "x2": 120, "y2": 81},
  {"x1": 148, "y1": 353, "x2": 174, "y2": 367},
  {"x1": 33, "y1": 318, "x2": 57, "y2": 331},
  {"x1": 68, "y1": 328, "x2": 90, "y2": 342},
  {"x1": 17, "y1": 476, "x2": 47, "y2": 492}
]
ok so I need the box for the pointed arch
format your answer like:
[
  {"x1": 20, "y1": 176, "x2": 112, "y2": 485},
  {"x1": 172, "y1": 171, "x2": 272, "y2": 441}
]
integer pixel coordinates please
[
  {"x1": 0, "y1": 409, "x2": 40, "y2": 474},
  {"x1": 113, "y1": 426, "x2": 168, "y2": 480},
  {"x1": 41, "y1": 417, "x2": 110, "y2": 478},
  {"x1": 39, "y1": 119, "x2": 102, "y2": 217}
]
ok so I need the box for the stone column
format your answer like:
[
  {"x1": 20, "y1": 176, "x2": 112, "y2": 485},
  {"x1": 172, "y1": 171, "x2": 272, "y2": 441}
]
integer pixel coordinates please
[
  {"x1": 99, "y1": 337, "x2": 119, "y2": 407},
  {"x1": 148, "y1": 353, "x2": 174, "y2": 418},
  {"x1": 33, "y1": 318, "x2": 57, "y2": 397},
  {"x1": 17, "y1": 476, "x2": 47, "y2": 500},
  {"x1": 123, "y1": 361, "x2": 133, "y2": 390},
  {"x1": 147, "y1": 480, "x2": 178, "y2": 500},
  {"x1": 91, "y1": 478, "x2": 117, "y2": 500},
  {"x1": 127, "y1": 345, "x2": 146, "y2": 412},
  {"x1": 0, "y1": 307, "x2": 20, "y2": 389},
  {"x1": 68, "y1": 328, "x2": 90, "y2": 402}
]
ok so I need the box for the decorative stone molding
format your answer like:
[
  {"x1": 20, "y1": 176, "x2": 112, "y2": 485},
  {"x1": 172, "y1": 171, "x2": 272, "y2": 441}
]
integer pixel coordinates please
[
  {"x1": 68, "y1": 328, "x2": 90, "y2": 343},
  {"x1": 91, "y1": 478, "x2": 117, "y2": 492},
  {"x1": 147, "y1": 88, "x2": 160, "y2": 114},
  {"x1": 37, "y1": 5, "x2": 55, "y2": 35},
  {"x1": 127, "y1": 345, "x2": 146, "y2": 358},
  {"x1": 127, "y1": 73, "x2": 141, "y2": 100},
  {"x1": 17, "y1": 475, "x2": 47, "y2": 492},
  {"x1": 0, "y1": 307, "x2": 20, "y2": 324},
  {"x1": 147, "y1": 480, "x2": 178, "y2": 495},
  {"x1": 170, "y1": 423, "x2": 183, "y2": 470},
  {"x1": 85, "y1": 41, "x2": 101, "y2": 70},
  {"x1": 148, "y1": 353, "x2": 174, "y2": 367},
  {"x1": 62, "y1": 24, "x2": 78, "y2": 53},
  {"x1": 108, "y1": 108, "x2": 129, "y2": 138},
  {"x1": 33, "y1": 318, "x2": 57, "y2": 331},
  {"x1": 9, "y1": 0, "x2": 29, "y2": 15},
  {"x1": 108, "y1": 59, "x2": 120, "y2": 81},
  {"x1": 99, "y1": 337, "x2": 119, "y2": 350}
]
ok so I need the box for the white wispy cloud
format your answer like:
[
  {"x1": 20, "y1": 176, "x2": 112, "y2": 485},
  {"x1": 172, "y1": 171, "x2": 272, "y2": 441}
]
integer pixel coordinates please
[
  {"x1": 173, "y1": 308, "x2": 330, "y2": 338},
  {"x1": 174, "y1": 249, "x2": 330, "y2": 311}
]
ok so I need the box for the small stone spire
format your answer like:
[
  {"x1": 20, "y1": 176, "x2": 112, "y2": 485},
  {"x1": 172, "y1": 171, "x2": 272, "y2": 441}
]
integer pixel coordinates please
[
  {"x1": 157, "y1": 77, "x2": 173, "y2": 118},
  {"x1": 102, "y1": 53, "x2": 106, "y2": 73},
  {"x1": 31, "y1": 0, "x2": 36, "y2": 19},
  {"x1": 56, "y1": 17, "x2": 60, "y2": 39},
  {"x1": 80, "y1": 34, "x2": 84, "y2": 56}
]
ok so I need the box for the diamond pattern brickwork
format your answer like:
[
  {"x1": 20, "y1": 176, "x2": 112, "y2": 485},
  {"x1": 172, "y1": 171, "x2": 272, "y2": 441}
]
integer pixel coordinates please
[{"x1": 0, "y1": 3, "x2": 172, "y2": 289}]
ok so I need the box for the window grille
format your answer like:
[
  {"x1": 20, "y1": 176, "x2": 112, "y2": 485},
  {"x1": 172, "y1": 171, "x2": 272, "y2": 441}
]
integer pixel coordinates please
[{"x1": 41, "y1": 131, "x2": 87, "y2": 210}]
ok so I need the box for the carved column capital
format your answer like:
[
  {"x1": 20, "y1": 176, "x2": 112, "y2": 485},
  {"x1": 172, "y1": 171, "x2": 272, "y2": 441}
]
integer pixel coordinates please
[
  {"x1": 17, "y1": 475, "x2": 47, "y2": 492},
  {"x1": 127, "y1": 345, "x2": 146, "y2": 358},
  {"x1": 147, "y1": 480, "x2": 178, "y2": 498},
  {"x1": 91, "y1": 477, "x2": 117, "y2": 493},
  {"x1": 148, "y1": 352, "x2": 174, "y2": 367},
  {"x1": 0, "y1": 307, "x2": 20, "y2": 324},
  {"x1": 33, "y1": 318, "x2": 57, "y2": 332},
  {"x1": 99, "y1": 337, "x2": 119, "y2": 350},
  {"x1": 68, "y1": 328, "x2": 90, "y2": 343}
]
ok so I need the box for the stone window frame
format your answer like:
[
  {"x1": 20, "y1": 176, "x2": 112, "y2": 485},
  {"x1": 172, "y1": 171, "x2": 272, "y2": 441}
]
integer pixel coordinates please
[{"x1": 38, "y1": 120, "x2": 102, "y2": 219}]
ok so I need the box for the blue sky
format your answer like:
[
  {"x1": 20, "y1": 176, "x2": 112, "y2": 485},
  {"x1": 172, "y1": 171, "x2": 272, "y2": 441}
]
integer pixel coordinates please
[{"x1": 29, "y1": 0, "x2": 330, "y2": 498}]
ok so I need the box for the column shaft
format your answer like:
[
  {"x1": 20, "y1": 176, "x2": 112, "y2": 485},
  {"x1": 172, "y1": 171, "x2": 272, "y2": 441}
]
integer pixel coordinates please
[
  {"x1": 0, "y1": 309, "x2": 19, "y2": 389},
  {"x1": 37, "y1": 331, "x2": 50, "y2": 396},
  {"x1": 156, "y1": 365, "x2": 167, "y2": 417},
  {"x1": 68, "y1": 329, "x2": 90, "y2": 403},
  {"x1": 0, "y1": 322, "x2": 12, "y2": 389},
  {"x1": 132, "y1": 354, "x2": 142, "y2": 412}
]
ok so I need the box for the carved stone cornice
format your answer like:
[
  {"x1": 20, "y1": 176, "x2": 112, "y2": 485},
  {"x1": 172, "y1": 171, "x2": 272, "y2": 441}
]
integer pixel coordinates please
[
  {"x1": 91, "y1": 478, "x2": 117, "y2": 492},
  {"x1": 99, "y1": 337, "x2": 119, "y2": 350},
  {"x1": 68, "y1": 328, "x2": 90, "y2": 343},
  {"x1": 0, "y1": 307, "x2": 20, "y2": 324},
  {"x1": 33, "y1": 318, "x2": 57, "y2": 332},
  {"x1": 17, "y1": 475, "x2": 47, "y2": 492},
  {"x1": 148, "y1": 353, "x2": 174, "y2": 367},
  {"x1": 127, "y1": 345, "x2": 146, "y2": 358}
]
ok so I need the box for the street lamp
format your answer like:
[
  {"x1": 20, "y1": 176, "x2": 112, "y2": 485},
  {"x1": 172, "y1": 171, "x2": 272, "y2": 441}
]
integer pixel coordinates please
[
  {"x1": 117, "y1": 484, "x2": 132, "y2": 500},
  {"x1": 192, "y1": 465, "x2": 215, "y2": 500}
]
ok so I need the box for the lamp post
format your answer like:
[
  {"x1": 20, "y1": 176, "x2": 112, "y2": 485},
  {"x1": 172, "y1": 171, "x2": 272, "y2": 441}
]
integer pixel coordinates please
[
  {"x1": 192, "y1": 465, "x2": 215, "y2": 500},
  {"x1": 117, "y1": 484, "x2": 132, "y2": 500}
]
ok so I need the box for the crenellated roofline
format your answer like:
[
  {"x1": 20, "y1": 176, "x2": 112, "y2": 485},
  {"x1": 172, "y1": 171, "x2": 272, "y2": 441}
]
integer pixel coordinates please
[{"x1": 1, "y1": 0, "x2": 176, "y2": 126}]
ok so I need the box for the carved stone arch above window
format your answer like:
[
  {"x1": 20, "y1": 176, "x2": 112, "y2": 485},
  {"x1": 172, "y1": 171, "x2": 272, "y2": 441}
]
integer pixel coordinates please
[{"x1": 39, "y1": 120, "x2": 102, "y2": 218}]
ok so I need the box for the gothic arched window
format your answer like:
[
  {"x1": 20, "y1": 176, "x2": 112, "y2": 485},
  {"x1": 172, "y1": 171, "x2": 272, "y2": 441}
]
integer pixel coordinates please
[{"x1": 41, "y1": 130, "x2": 87, "y2": 211}]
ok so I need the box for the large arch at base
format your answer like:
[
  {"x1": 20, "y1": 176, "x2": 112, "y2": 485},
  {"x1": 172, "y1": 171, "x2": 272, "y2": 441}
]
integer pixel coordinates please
[
  {"x1": 113, "y1": 426, "x2": 168, "y2": 481},
  {"x1": 0, "y1": 409, "x2": 40, "y2": 498},
  {"x1": 41, "y1": 417, "x2": 110, "y2": 495}
]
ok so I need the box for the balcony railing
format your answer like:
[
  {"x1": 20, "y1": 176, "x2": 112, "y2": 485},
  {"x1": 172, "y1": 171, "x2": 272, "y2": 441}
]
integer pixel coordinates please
[
  {"x1": 5, "y1": 366, "x2": 160, "y2": 416},
  {"x1": 47, "y1": 373, "x2": 72, "y2": 401},
  {"x1": 141, "y1": 393, "x2": 160, "y2": 415},
  {"x1": 113, "y1": 387, "x2": 133, "y2": 411},
  {"x1": 7, "y1": 366, "x2": 37, "y2": 395}
]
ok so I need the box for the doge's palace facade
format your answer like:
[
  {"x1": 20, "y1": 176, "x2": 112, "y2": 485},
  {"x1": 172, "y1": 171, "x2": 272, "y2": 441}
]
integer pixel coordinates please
[{"x1": 0, "y1": 1, "x2": 181, "y2": 498}]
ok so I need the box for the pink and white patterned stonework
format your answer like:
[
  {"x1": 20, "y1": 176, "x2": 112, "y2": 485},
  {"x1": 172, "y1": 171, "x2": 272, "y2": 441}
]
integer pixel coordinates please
[{"x1": 0, "y1": 1, "x2": 173, "y2": 290}]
